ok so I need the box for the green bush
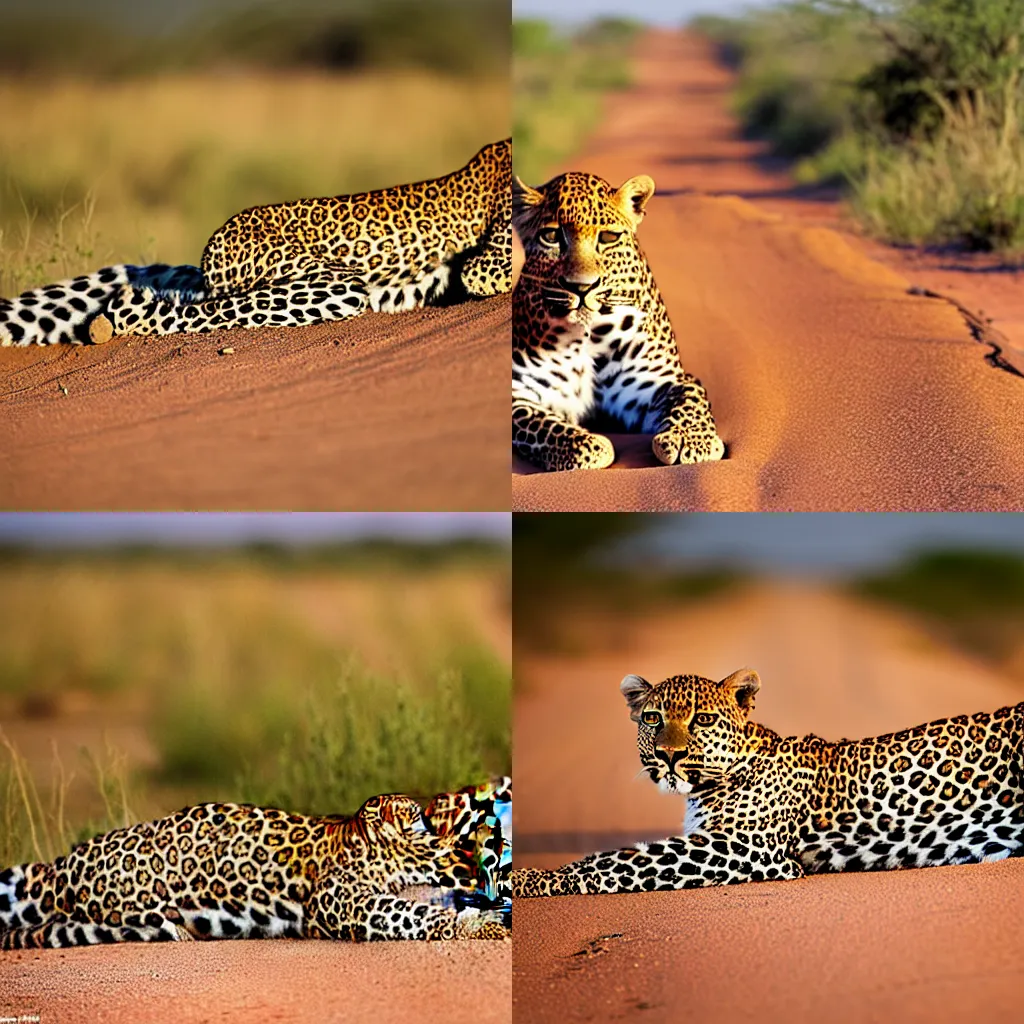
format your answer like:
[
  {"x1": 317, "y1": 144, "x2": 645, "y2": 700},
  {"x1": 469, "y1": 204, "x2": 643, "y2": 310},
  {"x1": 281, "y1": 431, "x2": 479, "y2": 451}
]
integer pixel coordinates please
[
  {"x1": 238, "y1": 652, "x2": 509, "y2": 815},
  {"x1": 699, "y1": 0, "x2": 1024, "y2": 250},
  {"x1": 854, "y1": 549, "x2": 1024, "y2": 664}
]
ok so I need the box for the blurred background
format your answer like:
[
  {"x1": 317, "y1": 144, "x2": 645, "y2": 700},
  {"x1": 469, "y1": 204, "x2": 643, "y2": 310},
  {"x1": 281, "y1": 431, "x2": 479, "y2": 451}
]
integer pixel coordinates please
[
  {"x1": 0, "y1": 512, "x2": 511, "y2": 869},
  {"x1": 513, "y1": 0, "x2": 1024, "y2": 254},
  {"x1": 0, "y1": 0, "x2": 509, "y2": 298},
  {"x1": 513, "y1": 14, "x2": 639, "y2": 184},
  {"x1": 513, "y1": 512, "x2": 1024, "y2": 859}
]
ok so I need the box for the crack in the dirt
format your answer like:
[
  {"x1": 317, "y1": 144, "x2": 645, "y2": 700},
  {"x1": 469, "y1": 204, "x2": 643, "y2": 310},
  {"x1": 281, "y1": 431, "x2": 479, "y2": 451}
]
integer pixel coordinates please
[
  {"x1": 908, "y1": 285, "x2": 1024, "y2": 379},
  {"x1": 564, "y1": 933, "x2": 626, "y2": 969}
]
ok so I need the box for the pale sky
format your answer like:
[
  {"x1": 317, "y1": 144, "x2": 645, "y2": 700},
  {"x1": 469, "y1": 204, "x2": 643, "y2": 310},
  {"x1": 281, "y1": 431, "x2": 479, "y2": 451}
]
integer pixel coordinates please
[{"x1": 625, "y1": 513, "x2": 1024, "y2": 574}]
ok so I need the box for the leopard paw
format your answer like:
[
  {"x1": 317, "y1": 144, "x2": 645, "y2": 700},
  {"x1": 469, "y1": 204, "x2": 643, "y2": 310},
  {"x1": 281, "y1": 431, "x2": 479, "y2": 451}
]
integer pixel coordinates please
[
  {"x1": 559, "y1": 432, "x2": 615, "y2": 471},
  {"x1": 454, "y1": 907, "x2": 509, "y2": 940},
  {"x1": 653, "y1": 429, "x2": 725, "y2": 466}
]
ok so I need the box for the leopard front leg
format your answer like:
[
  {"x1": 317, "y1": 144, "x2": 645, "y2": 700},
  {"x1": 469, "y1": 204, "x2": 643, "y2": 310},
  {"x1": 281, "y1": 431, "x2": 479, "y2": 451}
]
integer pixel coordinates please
[
  {"x1": 513, "y1": 399, "x2": 615, "y2": 471},
  {"x1": 305, "y1": 876, "x2": 507, "y2": 941},
  {"x1": 511, "y1": 831, "x2": 802, "y2": 898},
  {"x1": 644, "y1": 373, "x2": 725, "y2": 466},
  {"x1": 460, "y1": 215, "x2": 512, "y2": 297},
  {"x1": 106, "y1": 272, "x2": 369, "y2": 337}
]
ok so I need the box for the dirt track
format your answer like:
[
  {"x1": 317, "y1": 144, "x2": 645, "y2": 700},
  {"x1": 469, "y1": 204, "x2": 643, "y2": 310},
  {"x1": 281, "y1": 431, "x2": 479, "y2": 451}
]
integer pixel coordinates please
[
  {"x1": 512, "y1": 32, "x2": 1024, "y2": 511},
  {"x1": 0, "y1": 937, "x2": 510, "y2": 1024},
  {"x1": 0, "y1": 297, "x2": 509, "y2": 511},
  {"x1": 513, "y1": 581, "x2": 1024, "y2": 1024}
]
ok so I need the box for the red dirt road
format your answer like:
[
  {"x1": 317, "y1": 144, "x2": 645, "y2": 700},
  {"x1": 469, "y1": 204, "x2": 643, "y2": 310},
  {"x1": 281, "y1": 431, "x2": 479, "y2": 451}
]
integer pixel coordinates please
[
  {"x1": 0, "y1": 297, "x2": 509, "y2": 511},
  {"x1": 514, "y1": 859, "x2": 1024, "y2": 1024},
  {"x1": 0, "y1": 938, "x2": 510, "y2": 1024},
  {"x1": 512, "y1": 32, "x2": 1024, "y2": 511},
  {"x1": 513, "y1": 582, "x2": 1024, "y2": 1024}
]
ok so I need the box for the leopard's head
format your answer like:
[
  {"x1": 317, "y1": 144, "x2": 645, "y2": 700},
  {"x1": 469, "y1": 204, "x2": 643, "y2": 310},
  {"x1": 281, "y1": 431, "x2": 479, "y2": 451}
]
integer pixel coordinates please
[
  {"x1": 357, "y1": 793, "x2": 431, "y2": 837},
  {"x1": 513, "y1": 170, "x2": 654, "y2": 314},
  {"x1": 353, "y1": 793, "x2": 485, "y2": 891},
  {"x1": 620, "y1": 669, "x2": 761, "y2": 795}
]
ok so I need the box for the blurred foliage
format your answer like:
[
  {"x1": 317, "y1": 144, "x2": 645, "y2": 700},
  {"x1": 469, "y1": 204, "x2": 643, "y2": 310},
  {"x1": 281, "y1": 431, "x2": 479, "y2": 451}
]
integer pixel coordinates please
[
  {"x1": 696, "y1": 0, "x2": 1024, "y2": 251},
  {"x1": 0, "y1": 0, "x2": 509, "y2": 78},
  {"x1": 695, "y1": 3, "x2": 881, "y2": 166},
  {"x1": 0, "y1": 538, "x2": 508, "y2": 571},
  {"x1": 513, "y1": 514, "x2": 740, "y2": 654},
  {"x1": 854, "y1": 549, "x2": 1024, "y2": 670},
  {"x1": 0, "y1": 546, "x2": 510, "y2": 866},
  {"x1": 513, "y1": 17, "x2": 641, "y2": 184}
]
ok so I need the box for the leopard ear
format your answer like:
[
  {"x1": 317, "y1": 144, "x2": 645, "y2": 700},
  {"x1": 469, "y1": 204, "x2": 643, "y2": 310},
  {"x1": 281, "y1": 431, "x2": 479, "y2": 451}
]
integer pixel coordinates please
[
  {"x1": 620, "y1": 673, "x2": 653, "y2": 722},
  {"x1": 512, "y1": 175, "x2": 544, "y2": 211},
  {"x1": 614, "y1": 175, "x2": 655, "y2": 225},
  {"x1": 720, "y1": 668, "x2": 760, "y2": 716}
]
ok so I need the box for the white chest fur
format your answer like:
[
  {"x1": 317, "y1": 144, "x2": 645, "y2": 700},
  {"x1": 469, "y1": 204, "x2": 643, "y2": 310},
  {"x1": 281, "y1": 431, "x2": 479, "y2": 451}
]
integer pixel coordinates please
[{"x1": 514, "y1": 304, "x2": 649, "y2": 424}]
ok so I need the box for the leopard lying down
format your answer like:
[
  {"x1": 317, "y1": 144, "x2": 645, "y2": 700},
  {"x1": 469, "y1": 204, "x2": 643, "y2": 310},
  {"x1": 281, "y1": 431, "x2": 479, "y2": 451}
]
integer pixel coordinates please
[
  {"x1": 0, "y1": 138, "x2": 510, "y2": 346},
  {"x1": 0, "y1": 778, "x2": 510, "y2": 947},
  {"x1": 512, "y1": 670, "x2": 1023, "y2": 897},
  {"x1": 512, "y1": 169, "x2": 724, "y2": 471}
]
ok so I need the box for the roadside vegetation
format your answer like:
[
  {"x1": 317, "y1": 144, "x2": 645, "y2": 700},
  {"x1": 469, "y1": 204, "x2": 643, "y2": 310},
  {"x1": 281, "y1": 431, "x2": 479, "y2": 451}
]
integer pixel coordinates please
[
  {"x1": 854, "y1": 549, "x2": 1024, "y2": 679},
  {"x1": 513, "y1": 514, "x2": 739, "y2": 655},
  {"x1": 694, "y1": 0, "x2": 1024, "y2": 253},
  {"x1": 0, "y1": 0, "x2": 508, "y2": 297},
  {"x1": 0, "y1": 542, "x2": 510, "y2": 867},
  {"x1": 513, "y1": 17, "x2": 640, "y2": 185}
]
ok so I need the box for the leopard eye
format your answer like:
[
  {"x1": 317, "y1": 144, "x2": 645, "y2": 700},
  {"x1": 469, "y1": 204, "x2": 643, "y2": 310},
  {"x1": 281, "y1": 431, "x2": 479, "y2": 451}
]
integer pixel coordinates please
[
  {"x1": 539, "y1": 227, "x2": 560, "y2": 246},
  {"x1": 693, "y1": 713, "x2": 716, "y2": 727},
  {"x1": 598, "y1": 231, "x2": 622, "y2": 245},
  {"x1": 641, "y1": 710, "x2": 662, "y2": 727}
]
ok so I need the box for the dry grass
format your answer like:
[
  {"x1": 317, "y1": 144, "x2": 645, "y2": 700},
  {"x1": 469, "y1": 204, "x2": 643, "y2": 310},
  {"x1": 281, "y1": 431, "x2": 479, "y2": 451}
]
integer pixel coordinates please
[
  {"x1": 852, "y1": 92, "x2": 1024, "y2": 253},
  {"x1": 0, "y1": 70, "x2": 509, "y2": 296}
]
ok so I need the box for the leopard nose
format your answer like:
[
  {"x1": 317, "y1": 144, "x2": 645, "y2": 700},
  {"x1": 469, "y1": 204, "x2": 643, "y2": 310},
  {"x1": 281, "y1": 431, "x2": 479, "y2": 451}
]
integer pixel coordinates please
[
  {"x1": 557, "y1": 276, "x2": 600, "y2": 297},
  {"x1": 657, "y1": 745, "x2": 688, "y2": 761}
]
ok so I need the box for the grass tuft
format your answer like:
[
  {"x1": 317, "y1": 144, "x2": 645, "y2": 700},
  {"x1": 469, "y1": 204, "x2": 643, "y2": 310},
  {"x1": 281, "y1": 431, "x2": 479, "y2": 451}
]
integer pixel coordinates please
[{"x1": 852, "y1": 94, "x2": 1024, "y2": 251}]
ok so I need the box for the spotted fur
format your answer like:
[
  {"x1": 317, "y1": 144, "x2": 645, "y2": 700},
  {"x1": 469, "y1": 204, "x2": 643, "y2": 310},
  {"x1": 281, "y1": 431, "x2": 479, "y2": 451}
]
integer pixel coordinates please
[
  {"x1": 0, "y1": 140, "x2": 510, "y2": 346},
  {"x1": 512, "y1": 170, "x2": 724, "y2": 471},
  {"x1": 0, "y1": 778, "x2": 511, "y2": 947},
  {"x1": 511, "y1": 670, "x2": 1024, "y2": 897}
]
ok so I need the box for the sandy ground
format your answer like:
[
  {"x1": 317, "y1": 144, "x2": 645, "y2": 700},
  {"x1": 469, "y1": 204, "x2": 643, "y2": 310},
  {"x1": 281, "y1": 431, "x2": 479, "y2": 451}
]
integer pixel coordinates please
[
  {"x1": 0, "y1": 938, "x2": 510, "y2": 1024},
  {"x1": 0, "y1": 297, "x2": 509, "y2": 511},
  {"x1": 512, "y1": 32, "x2": 1024, "y2": 511},
  {"x1": 513, "y1": 581, "x2": 1024, "y2": 1023}
]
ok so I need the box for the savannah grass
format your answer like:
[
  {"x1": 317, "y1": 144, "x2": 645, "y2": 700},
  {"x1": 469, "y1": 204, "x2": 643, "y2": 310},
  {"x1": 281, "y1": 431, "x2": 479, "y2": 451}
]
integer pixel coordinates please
[
  {"x1": 0, "y1": 547, "x2": 510, "y2": 867},
  {"x1": 0, "y1": 71, "x2": 508, "y2": 297}
]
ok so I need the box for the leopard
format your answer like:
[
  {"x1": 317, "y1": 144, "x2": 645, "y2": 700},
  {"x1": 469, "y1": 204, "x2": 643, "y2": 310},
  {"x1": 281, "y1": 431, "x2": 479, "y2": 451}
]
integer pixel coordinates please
[
  {"x1": 0, "y1": 777, "x2": 511, "y2": 948},
  {"x1": 0, "y1": 138, "x2": 510, "y2": 347},
  {"x1": 512, "y1": 169, "x2": 724, "y2": 471},
  {"x1": 511, "y1": 669, "x2": 1024, "y2": 897}
]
